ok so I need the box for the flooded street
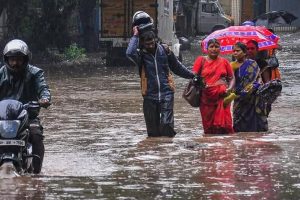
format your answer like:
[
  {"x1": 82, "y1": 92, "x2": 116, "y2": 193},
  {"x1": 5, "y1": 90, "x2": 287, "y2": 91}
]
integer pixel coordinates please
[{"x1": 1, "y1": 31, "x2": 300, "y2": 199}]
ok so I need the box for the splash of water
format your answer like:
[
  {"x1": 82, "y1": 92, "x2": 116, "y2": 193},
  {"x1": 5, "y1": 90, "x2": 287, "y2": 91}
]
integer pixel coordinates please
[{"x1": 0, "y1": 162, "x2": 20, "y2": 179}]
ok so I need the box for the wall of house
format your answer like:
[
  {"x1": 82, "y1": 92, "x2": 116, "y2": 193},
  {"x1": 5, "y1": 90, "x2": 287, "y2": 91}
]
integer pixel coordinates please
[
  {"x1": 219, "y1": 0, "x2": 232, "y2": 15},
  {"x1": 231, "y1": 0, "x2": 258, "y2": 25},
  {"x1": 241, "y1": 0, "x2": 254, "y2": 23},
  {"x1": 269, "y1": 0, "x2": 300, "y2": 27}
]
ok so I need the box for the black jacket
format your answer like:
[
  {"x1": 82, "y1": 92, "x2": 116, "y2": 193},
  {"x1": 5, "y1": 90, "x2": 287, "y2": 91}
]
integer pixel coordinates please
[{"x1": 0, "y1": 64, "x2": 51, "y2": 104}]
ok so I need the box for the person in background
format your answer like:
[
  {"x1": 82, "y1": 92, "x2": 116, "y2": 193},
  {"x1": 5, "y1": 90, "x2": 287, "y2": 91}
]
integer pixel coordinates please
[
  {"x1": 246, "y1": 40, "x2": 282, "y2": 118},
  {"x1": 246, "y1": 40, "x2": 271, "y2": 83},
  {"x1": 265, "y1": 28, "x2": 282, "y2": 81},
  {"x1": 126, "y1": 11, "x2": 194, "y2": 137},
  {"x1": 230, "y1": 42, "x2": 268, "y2": 132},
  {"x1": 0, "y1": 39, "x2": 51, "y2": 173},
  {"x1": 193, "y1": 38, "x2": 235, "y2": 134}
]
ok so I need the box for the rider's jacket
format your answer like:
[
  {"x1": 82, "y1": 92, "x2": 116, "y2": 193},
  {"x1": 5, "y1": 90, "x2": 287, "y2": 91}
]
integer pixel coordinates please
[
  {"x1": 0, "y1": 64, "x2": 51, "y2": 104},
  {"x1": 126, "y1": 35, "x2": 193, "y2": 101}
]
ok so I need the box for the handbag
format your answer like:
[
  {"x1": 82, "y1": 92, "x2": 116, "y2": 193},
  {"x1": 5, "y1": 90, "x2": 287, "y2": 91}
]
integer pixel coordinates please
[
  {"x1": 182, "y1": 57, "x2": 206, "y2": 107},
  {"x1": 268, "y1": 55, "x2": 279, "y2": 68}
]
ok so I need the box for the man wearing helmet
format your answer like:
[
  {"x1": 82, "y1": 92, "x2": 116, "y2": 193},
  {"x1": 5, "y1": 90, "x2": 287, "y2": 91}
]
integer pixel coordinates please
[
  {"x1": 126, "y1": 11, "x2": 194, "y2": 137},
  {"x1": 0, "y1": 39, "x2": 51, "y2": 173}
]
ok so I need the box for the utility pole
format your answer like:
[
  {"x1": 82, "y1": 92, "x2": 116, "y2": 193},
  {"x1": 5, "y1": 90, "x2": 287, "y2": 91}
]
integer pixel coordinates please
[
  {"x1": 231, "y1": 0, "x2": 241, "y2": 25},
  {"x1": 266, "y1": 0, "x2": 270, "y2": 12}
]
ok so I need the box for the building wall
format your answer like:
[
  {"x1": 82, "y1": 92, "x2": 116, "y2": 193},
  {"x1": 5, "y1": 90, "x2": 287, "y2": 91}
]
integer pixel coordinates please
[
  {"x1": 241, "y1": 0, "x2": 254, "y2": 23},
  {"x1": 231, "y1": 0, "x2": 258, "y2": 25},
  {"x1": 230, "y1": 0, "x2": 299, "y2": 28},
  {"x1": 219, "y1": 0, "x2": 232, "y2": 15},
  {"x1": 269, "y1": 0, "x2": 300, "y2": 27}
]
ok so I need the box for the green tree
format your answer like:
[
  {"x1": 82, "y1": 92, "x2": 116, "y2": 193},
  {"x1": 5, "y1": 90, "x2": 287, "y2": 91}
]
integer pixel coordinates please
[
  {"x1": 1, "y1": 0, "x2": 78, "y2": 53},
  {"x1": 1, "y1": 0, "x2": 30, "y2": 38},
  {"x1": 31, "y1": 0, "x2": 77, "y2": 52}
]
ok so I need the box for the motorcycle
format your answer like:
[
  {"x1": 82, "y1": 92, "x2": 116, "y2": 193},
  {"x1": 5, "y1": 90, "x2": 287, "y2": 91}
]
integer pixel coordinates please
[{"x1": 0, "y1": 100, "x2": 41, "y2": 176}]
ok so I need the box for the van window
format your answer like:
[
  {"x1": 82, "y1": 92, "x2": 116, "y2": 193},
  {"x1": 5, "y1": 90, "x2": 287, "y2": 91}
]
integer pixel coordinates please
[{"x1": 202, "y1": 3, "x2": 219, "y2": 13}]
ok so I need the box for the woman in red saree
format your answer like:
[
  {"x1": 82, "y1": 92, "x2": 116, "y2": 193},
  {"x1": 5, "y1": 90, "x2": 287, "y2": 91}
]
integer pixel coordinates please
[{"x1": 193, "y1": 39, "x2": 235, "y2": 134}]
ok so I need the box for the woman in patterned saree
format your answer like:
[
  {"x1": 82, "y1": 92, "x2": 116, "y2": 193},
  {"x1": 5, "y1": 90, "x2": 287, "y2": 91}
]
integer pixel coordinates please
[
  {"x1": 231, "y1": 42, "x2": 268, "y2": 132},
  {"x1": 193, "y1": 39, "x2": 235, "y2": 134}
]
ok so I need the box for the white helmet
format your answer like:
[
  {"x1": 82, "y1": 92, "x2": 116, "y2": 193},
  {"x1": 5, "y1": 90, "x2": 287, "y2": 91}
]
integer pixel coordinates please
[
  {"x1": 3, "y1": 39, "x2": 31, "y2": 72},
  {"x1": 3, "y1": 39, "x2": 30, "y2": 58}
]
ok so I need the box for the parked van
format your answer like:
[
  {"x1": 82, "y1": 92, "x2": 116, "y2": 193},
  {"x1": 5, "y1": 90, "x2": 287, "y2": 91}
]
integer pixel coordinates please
[
  {"x1": 175, "y1": 0, "x2": 232, "y2": 36},
  {"x1": 193, "y1": 0, "x2": 232, "y2": 34}
]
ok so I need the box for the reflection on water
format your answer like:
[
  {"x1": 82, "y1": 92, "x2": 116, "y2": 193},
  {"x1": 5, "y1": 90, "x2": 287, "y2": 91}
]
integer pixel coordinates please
[{"x1": 1, "y1": 32, "x2": 300, "y2": 199}]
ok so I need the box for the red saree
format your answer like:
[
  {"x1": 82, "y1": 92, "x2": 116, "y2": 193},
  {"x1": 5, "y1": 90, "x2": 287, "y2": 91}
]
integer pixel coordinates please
[{"x1": 193, "y1": 56, "x2": 234, "y2": 134}]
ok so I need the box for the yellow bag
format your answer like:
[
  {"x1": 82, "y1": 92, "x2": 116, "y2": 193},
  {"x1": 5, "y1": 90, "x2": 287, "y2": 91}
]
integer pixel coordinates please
[{"x1": 223, "y1": 92, "x2": 237, "y2": 107}]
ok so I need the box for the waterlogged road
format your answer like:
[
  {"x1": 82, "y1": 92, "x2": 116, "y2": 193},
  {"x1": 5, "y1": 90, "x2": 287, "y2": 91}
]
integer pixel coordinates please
[{"x1": 1, "y1": 32, "x2": 300, "y2": 199}]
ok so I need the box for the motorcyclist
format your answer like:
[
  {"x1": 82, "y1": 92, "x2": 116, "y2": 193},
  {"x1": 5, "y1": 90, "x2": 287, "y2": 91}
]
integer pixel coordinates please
[{"x1": 0, "y1": 39, "x2": 51, "y2": 174}]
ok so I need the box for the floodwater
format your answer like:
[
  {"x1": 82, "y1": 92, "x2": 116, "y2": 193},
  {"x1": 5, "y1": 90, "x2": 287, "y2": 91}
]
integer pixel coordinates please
[{"x1": 1, "y1": 32, "x2": 300, "y2": 200}]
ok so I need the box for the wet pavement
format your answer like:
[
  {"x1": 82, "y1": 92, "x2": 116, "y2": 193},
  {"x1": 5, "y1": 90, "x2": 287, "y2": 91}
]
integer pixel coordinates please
[{"x1": 1, "y1": 31, "x2": 300, "y2": 199}]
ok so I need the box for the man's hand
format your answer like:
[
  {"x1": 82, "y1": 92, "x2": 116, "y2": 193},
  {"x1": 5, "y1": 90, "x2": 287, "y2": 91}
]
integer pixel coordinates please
[
  {"x1": 161, "y1": 43, "x2": 171, "y2": 55},
  {"x1": 39, "y1": 98, "x2": 51, "y2": 108},
  {"x1": 133, "y1": 26, "x2": 139, "y2": 36},
  {"x1": 193, "y1": 75, "x2": 206, "y2": 88}
]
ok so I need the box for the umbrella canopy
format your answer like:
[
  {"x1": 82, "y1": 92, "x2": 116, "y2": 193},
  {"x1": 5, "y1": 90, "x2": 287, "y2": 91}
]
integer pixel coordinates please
[
  {"x1": 201, "y1": 25, "x2": 280, "y2": 54},
  {"x1": 242, "y1": 21, "x2": 255, "y2": 26},
  {"x1": 254, "y1": 10, "x2": 298, "y2": 25}
]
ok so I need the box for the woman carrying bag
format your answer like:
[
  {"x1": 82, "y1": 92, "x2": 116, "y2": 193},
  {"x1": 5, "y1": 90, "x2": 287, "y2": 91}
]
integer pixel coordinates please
[
  {"x1": 230, "y1": 42, "x2": 269, "y2": 132},
  {"x1": 192, "y1": 39, "x2": 235, "y2": 134}
]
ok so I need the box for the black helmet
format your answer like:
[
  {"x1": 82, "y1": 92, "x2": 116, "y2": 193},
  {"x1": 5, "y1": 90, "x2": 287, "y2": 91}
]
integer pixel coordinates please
[
  {"x1": 132, "y1": 11, "x2": 154, "y2": 34},
  {"x1": 132, "y1": 11, "x2": 152, "y2": 26}
]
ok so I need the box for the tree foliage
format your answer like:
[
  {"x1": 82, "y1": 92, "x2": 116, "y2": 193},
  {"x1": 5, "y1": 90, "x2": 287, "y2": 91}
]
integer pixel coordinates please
[
  {"x1": 1, "y1": 0, "x2": 78, "y2": 53},
  {"x1": 79, "y1": 0, "x2": 99, "y2": 52},
  {"x1": 64, "y1": 43, "x2": 86, "y2": 61}
]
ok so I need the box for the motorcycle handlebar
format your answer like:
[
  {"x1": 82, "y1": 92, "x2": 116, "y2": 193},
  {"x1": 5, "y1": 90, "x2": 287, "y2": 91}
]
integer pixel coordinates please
[
  {"x1": 23, "y1": 100, "x2": 51, "y2": 110},
  {"x1": 23, "y1": 101, "x2": 40, "y2": 110}
]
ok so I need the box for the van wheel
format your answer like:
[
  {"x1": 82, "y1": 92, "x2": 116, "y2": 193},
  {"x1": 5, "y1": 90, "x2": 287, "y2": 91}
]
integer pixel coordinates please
[{"x1": 211, "y1": 25, "x2": 226, "y2": 33}]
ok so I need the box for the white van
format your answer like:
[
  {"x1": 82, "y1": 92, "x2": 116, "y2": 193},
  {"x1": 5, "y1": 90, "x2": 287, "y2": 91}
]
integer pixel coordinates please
[{"x1": 192, "y1": 0, "x2": 232, "y2": 34}]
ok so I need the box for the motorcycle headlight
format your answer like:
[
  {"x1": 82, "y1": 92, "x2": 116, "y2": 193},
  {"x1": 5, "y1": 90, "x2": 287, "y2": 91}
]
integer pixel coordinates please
[{"x1": 0, "y1": 120, "x2": 21, "y2": 138}]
